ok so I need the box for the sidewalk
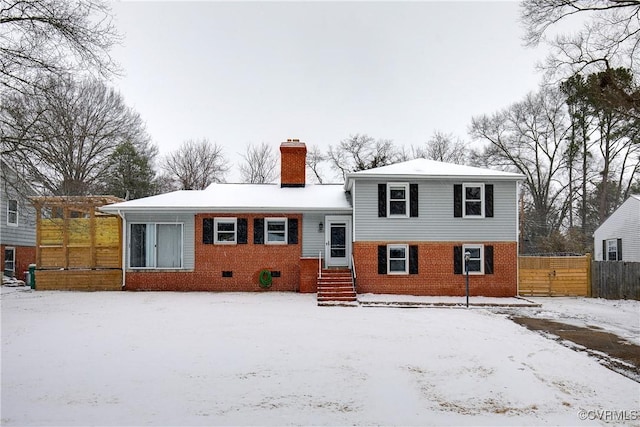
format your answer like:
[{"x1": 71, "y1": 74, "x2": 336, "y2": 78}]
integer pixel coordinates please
[{"x1": 357, "y1": 293, "x2": 540, "y2": 308}]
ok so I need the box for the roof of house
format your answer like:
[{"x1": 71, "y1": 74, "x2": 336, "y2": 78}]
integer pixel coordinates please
[
  {"x1": 100, "y1": 158, "x2": 526, "y2": 214},
  {"x1": 593, "y1": 194, "x2": 640, "y2": 234},
  {"x1": 100, "y1": 183, "x2": 352, "y2": 213},
  {"x1": 344, "y1": 158, "x2": 524, "y2": 190}
]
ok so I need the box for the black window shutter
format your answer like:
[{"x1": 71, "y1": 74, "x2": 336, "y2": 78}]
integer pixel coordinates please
[
  {"x1": 454, "y1": 185, "x2": 462, "y2": 217},
  {"x1": 288, "y1": 218, "x2": 298, "y2": 244},
  {"x1": 378, "y1": 245, "x2": 387, "y2": 274},
  {"x1": 409, "y1": 245, "x2": 419, "y2": 274},
  {"x1": 378, "y1": 184, "x2": 387, "y2": 217},
  {"x1": 237, "y1": 218, "x2": 248, "y2": 244},
  {"x1": 602, "y1": 240, "x2": 607, "y2": 261},
  {"x1": 254, "y1": 218, "x2": 264, "y2": 244},
  {"x1": 485, "y1": 184, "x2": 494, "y2": 218},
  {"x1": 453, "y1": 246, "x2": 462, "y2": 274},
  {"x1": 203, "y1": 218, "x2": 214, "y2": 244},
  {"x1": 484, "y1": 245, "x2": 494, "y2": 274},
  {"x1": 617, "y1": 238, "x2": 622, "y2": 260},
  {"x1": 410, "y1": 184, "x2": 419, "y2": 217}
]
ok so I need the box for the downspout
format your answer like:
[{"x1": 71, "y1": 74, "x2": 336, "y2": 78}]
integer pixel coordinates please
[{"x1": 117, "y1": 209, "x2": 126, "y2": 289}]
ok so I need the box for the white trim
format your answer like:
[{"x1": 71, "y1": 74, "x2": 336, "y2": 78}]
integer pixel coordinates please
[
  {"x1": 6, "y1": 199, "x2": 18, "y2": 226},
  {"x1": 325, "y1": 215, "x2": 352, "y2": 267},
  {"x1": 462, "y1": 183, "x2": 485, "y2": 218},
  {"x1": 463, "y1": 243, "x2": 484, "y2": 275},
  {"x1": 387, "y1": 244, "x2": 409, "y2": 275},
  {"x1": 387, "y1": 182, "x2": 409, "y2": 218},
  {"x1": 214, "y1": 217, "x2": 237, "y2": 244},
  {"x1": 606, "y1": 238, "x2": 619, "y2": 261},
  {"x1": 3, "y1": 246, "x2": 16, "y2": 275},
  {"x1": 265, "y1": 217, "x2": 287, "y2": 245}
]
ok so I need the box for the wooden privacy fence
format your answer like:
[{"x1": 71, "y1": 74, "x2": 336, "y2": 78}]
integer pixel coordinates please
[
  {"x1": 591, "y1": 262, "x2": 640, "y2": 300},
  {"x1": 519, "y1": 255, "x2": 591, "y2": 297},
  {"x1": 33, "y1": 196, "x2": 123, "y2": 291}
]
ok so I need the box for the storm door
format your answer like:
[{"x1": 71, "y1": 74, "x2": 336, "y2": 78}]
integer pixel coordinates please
[{"x1": 325, "y1": 216, "x2": 351, "y2": 267}]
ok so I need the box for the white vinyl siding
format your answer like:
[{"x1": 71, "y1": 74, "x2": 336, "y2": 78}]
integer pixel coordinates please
[
  {"x1": 1, "y1": 165, "x2": 36, "y2": 248},
  {"x1": 301, "y1": 212, "x2": 352, "y2": 258},
  {"x1": 593, "y1": 196, "x2": 640, "y2": 262},
  {"x1": 353, "y1": 179, "x2": 518, "y2": 242}
]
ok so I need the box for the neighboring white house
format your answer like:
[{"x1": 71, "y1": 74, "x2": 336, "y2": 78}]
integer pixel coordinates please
[{"x1": 593, "y1": 195, "x2": 640, "y2": 262}]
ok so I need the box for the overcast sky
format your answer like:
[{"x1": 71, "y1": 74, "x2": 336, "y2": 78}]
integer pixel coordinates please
[{"x1": 110, "y1": 1, "x2": 547, "y2": 180}]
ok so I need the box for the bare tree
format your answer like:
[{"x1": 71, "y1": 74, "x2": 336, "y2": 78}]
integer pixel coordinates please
[
  {"x1": 327, "y1": 134, "x2": 400, "y2": 181},
  {"x1": 1, "y1": 76, "x2": 149, "y2": 195},
  {"x1": 238, "y1": 142, "x2": 278, "y2": 183},
  {"x1": 162, "y1": 139, "x2": 228, "y2": 190},
  {"x1": 521, "y1": 1, "x2": 640, "y2": 81},
  {"x1": 470, "y1": 87, "x2": 571, "y2": 253},
  {"x1": 306, "y1": 144, "x2": 326, "y2": 184},
  {"x1": 0, "y1": 0, "x2": 121, "y2": 94},
  {"x1": 413, "y1": 131, "x2": 468, "y2": 164}
]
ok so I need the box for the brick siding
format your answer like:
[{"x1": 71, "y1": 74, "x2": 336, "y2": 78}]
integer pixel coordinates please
[
  {"x1": 1, "y1": 244, "x2": 36, "y2": 282},
  {"x1": 125, "y1": 213, "x2": 304, "y2": 292},
  {"x1": 353, "y1": 241, "x2": 517, "y2": 297}
]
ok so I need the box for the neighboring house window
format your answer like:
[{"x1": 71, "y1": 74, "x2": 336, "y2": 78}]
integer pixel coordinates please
[
  {"x1": 463, "y1": 183, "x2": 484, "y2": 217},
  {"x1": 214, "y1": 218, "x2": 237, "y2": 244},
  {"x1": 604, "y1": 238, "x2": 622, "y2": 261},
  {"x1": 7, "y1": 199, "x2": 18, "y2": 225},
  {"x1": 265, "y1": 218, "x2": 287, "y2": 244},
  {"x1": 129, "y1": 223, "x2": 183, "y2": 269},
  {"x1": 453, "y1": 184, "x2": 493, "y2": 218},
  {"x1": 388, "y1": 183, "x2": 409, "y2": 217},
  {"x1": 453, "y1": 244, "x2": 494, "y2": 275},
  {"x1": 388, "y1": 244, "x2": 409, "y2": 274},
  {"x1": 4, "y1": 247, "x2": 15, "y2": 276}
]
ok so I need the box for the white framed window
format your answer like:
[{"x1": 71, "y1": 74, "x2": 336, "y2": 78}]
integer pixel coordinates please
[
  {"x1": 606, "y1": 239, "x2": 619, "y2": 261},
  {"x1": 7, "y1": 199, "x2": 18, "y2": 226},
  {"x1": 4, "y1": 247, "x2": 15, "y2": 276},
  {"x1": 214, "y1": 218, "x2": 237, "y2": 244},
  {"x1": 129, "y1": 223, "x2": 183, "y2": 269},
  {"x1": 463, "y1": 244, "x2": 484, "y2": 274},
  {"x1": 463, "y1": 183, "x2": 484, "y2": 218},
  {"x1": 265, "y1": 218, "x2": 287, "y2": 244},
  {"x1": 388, "y1": 244, "x2": 409, "y2": 275},
  {"x1": 387, "y1": 183, "x2": 409, "y2": 217}
]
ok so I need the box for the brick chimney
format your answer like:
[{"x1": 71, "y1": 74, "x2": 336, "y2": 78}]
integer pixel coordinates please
[{"x1": 280, "y1": 139, "x2": 307, "y2": 187}]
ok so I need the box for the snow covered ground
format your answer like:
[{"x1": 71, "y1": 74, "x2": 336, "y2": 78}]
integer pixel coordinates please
[{"x1": 1, "y1": 289, "x2": 639, "y2": 426}]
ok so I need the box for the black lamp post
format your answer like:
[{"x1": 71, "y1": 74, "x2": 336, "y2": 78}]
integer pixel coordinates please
[{"x1": 464, "y1": 251, "x2": 470, "y2": 308}]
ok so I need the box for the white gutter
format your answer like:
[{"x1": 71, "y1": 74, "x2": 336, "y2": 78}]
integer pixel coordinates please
[{"x1": 117, "y1": 209, "x2": 126, "y2": 289}]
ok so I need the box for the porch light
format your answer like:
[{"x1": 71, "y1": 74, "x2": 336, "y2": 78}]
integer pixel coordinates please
[{"x1": 318, "y1": 222, "x2": 324, "y2": 232}]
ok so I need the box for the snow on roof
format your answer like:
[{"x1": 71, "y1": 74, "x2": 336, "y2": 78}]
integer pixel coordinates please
[
  {"x1": 345, "y1": 158, "x2": 524, "y2": 189},
  {"x1": 100, "y1": 183, "x2": 352, "y2": 213}
]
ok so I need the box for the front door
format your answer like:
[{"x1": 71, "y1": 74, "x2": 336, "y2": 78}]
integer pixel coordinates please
[{"x1": 325, "y1": 216, "x2": 351, "y2": 267}]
